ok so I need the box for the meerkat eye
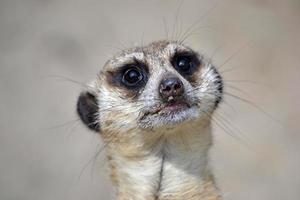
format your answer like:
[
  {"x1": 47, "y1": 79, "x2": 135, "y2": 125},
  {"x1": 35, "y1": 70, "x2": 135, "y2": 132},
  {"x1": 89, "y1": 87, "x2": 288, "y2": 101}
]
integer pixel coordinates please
[
  {"x1": 177, "y1": 56, "x2": 193, "y2": 72},
  {"x1": 172, "y1": 53, "x2": 200, "y2": 76},
  {"x1": 122, "y1": 67, "x2": 143, "y2": 87}
]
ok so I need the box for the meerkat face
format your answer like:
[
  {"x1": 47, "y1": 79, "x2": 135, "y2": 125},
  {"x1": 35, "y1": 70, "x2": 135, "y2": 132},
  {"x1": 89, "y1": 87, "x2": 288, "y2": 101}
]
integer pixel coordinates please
[{"x1": 77, "y1": 40, "x2": 222, "y2": 134}]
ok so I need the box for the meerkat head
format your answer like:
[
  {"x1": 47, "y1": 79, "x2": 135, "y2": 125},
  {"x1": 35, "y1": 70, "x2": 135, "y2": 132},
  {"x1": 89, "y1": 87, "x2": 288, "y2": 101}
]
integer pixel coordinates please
[{"x1": 77, "y1": 40, "x2": 222, "y2": 136}]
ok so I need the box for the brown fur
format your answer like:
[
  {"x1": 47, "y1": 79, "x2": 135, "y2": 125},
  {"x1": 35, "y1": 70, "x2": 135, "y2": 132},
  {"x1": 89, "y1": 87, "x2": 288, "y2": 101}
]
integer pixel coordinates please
[{"x1": 78, "y1": 40, "x2": 223, "y2": 200}]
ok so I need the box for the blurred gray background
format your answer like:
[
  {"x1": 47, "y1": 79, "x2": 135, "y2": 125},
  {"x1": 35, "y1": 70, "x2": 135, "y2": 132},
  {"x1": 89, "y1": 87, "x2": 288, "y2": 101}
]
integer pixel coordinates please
[{"x1": 1, "y1": 0, "x2": 300, "y2": 199}]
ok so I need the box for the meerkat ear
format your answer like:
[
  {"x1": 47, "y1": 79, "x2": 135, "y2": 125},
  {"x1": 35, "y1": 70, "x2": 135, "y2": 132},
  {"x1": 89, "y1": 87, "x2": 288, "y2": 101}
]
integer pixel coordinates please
[{"x1": 77, "y1": 83, "x2": 100, "y2": 132}]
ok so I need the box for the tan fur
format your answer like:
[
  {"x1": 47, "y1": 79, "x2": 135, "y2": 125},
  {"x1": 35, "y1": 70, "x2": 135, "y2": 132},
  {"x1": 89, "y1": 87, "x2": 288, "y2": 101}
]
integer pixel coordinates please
[
  {"x1": 82, "y1": 40, "x2": 223, "y2": 199},
  {"x1": 159, "y1": 178, "x2": 221, "y2": 200},
  {"x1": 101, "y1": 120, "x2": 222, "y2": 200}
]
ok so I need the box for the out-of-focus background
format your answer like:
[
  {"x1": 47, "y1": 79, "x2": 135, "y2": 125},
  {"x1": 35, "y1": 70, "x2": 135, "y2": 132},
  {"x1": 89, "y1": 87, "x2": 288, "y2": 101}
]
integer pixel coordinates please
[{"x1": 0, "y1": 0, "x2": 299, "y2": 199}]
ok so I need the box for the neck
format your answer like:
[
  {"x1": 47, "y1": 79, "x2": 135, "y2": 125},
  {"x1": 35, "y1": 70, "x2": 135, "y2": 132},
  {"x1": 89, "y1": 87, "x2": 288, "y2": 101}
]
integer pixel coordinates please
[{"x1": 105, "y1": 121, "x2": 221, "y2": 200}]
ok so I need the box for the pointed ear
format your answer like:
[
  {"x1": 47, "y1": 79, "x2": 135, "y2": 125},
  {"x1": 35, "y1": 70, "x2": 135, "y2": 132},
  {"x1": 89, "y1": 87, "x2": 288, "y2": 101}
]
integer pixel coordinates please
[{"x1": 76, "y1": 84, "x2": 100, "y2": 132}]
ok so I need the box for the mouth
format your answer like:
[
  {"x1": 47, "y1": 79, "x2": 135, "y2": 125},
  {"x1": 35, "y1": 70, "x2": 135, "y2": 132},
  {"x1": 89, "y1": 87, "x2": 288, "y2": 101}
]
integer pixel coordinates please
[
  {"x1": 139, "y1": 99, "x2": 199, "y2": 129},
  {"x1": 150, "y1": 101, "x2": 191, "y2": 115}
]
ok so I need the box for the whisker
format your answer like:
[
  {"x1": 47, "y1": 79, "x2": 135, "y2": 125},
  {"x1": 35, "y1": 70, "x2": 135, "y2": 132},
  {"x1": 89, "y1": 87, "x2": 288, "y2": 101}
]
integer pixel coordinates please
[
  {"x1": 217, "y1": 42, "x2": 250, "y2": 71},
  {"x1": 224, "y1": 79, "x2": 272, "y2": 88},
  {"x1": 178, "y1": 26, "x2": 213, "y2": 44},
  {"x1": 201, "y1": 110, "x2": 254, "y2": 151},
  {"x1": 209, "y1": 43, "x2": 224, "y2": 61},
  {"x1": 224, "y1": 84, "x2": 252, "y2": 98},
  {"x1": 177, "y1": 0, "x2": 219, "y2": 44},
  {"x1": 44, "y1": 75, "x2": 91, "y2": 89},
  {"x1": 215, "y1": 111, "x2": 253, "y2": 145},
  {"x1": 162, "y1": 17, "x2": 169, "y2": 40},
  {"x1": 42, "y1": 119, "x2": 80, "y2": 131},
  {"x1": 172, "y1": 0, "x2": 185, "y2": 40},
  {"x1": 220, "y1": 99, "x2": 238, "y2": 113},
  {"x1": 78, "y1": 123, "x2": 139, "y2": 180},
  {"x1": 219, "y1": 64, "x2": 244, "y2": 74},
  {"x1": 78, "y1": 142, "x2": 106, "y2": 180},
  {"x1": 224, "y1": 91, "x2": 283, "y2": 126}
]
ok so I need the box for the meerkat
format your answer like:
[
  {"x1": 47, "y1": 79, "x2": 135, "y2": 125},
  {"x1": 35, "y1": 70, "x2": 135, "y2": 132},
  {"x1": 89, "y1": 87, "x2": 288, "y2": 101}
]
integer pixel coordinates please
[{"x1": 77, "y1": 40, "x2": 223, "y2": 200}]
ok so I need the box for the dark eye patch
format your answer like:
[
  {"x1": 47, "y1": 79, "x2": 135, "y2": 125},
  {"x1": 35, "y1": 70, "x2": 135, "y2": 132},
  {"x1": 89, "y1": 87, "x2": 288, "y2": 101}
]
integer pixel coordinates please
[
  {"x1": 105, "y1": 59, "x2": 148, "y2": 98},
  {"x1": 171, "y1": 50, "x2": 201, "y2": 80}
]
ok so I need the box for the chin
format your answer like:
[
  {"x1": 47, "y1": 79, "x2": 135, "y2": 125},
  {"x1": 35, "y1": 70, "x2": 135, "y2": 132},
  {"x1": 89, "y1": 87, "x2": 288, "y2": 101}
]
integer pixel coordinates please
[{"x1": 138, "y1": 106, "x2": 199, "y2": 130}]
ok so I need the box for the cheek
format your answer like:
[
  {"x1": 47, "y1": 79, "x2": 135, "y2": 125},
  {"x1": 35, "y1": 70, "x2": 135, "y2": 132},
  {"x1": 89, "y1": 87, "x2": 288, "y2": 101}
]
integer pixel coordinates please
[
  {"x1": 99, "y1": 98, "x2": 142, "y2": 133},
  {"x1": 138, "y1": 79, "x2": 161, "y2": 104},
  {"x1": 197, "y1": 70, "x2": 223, "y2": 108}
]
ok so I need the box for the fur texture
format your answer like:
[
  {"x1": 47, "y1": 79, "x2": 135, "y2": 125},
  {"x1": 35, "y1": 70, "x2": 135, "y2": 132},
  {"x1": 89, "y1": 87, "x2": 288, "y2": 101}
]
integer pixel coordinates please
[{"x1": 77, "y1": 40, "x2": 223, "y2": 200}]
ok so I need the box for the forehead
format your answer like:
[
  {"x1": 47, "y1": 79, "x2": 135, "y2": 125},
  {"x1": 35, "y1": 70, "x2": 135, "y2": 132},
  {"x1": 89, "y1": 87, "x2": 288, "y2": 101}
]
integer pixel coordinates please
[{"x1": 103, "y1": 41, "x2": 191, "y2": 70}]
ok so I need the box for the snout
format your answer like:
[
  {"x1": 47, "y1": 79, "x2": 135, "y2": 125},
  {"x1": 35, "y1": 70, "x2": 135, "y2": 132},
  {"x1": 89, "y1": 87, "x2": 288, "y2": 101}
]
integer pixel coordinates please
[
  {"x1": 139, "y1": 76, "x2": 199, "y2": 129},
  {"x1": 159, "y1": 77, "x2": 184, "y2": 102}
]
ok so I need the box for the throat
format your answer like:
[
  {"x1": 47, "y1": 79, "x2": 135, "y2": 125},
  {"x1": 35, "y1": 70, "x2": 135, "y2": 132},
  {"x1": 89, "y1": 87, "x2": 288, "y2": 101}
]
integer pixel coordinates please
[
  {"x1": 154, "y1": 151, "x2": 165, "y2": 200},
  {"x1": 106, "y1": 124, "x2": 221, "y2": 200}
]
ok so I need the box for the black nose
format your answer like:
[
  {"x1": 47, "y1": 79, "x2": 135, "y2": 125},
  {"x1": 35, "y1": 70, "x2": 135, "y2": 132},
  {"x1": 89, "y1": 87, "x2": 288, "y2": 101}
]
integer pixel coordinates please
[{"x1": 159, "y1": 77, "x2": 184, "y2": 101}]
